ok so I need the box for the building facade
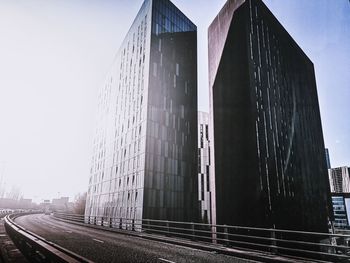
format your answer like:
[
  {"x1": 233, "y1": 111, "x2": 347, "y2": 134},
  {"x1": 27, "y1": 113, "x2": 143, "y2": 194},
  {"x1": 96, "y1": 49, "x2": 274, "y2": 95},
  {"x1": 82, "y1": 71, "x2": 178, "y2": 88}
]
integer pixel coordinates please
[
  {"x1": 325, "y1": 148, "x2": 331, "y2": 169},
  {"x1": 208, "y1": 0, "x2": 331, "y2": 232},
  {"x1": 197, "y1": 111, "x2": 212, "y2": 223},
  {"x1": 331, "y1": 194, "x2": 350, "y2": 229},
  {"x1": 329, "y1": 167, "x2": 350, "y2": 193},
  {"x1": 85, "y1": 0, "x2": 198, "y2": 223}
]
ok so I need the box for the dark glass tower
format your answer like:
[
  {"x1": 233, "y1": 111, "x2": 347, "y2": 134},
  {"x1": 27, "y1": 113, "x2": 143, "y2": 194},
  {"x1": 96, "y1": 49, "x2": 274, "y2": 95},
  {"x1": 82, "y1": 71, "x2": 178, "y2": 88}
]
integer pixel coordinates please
[
  {"x1": 208, "y1": 0, "x2": 331, "y2": 232},
  {"x1": 145, "y1": 0, "x2": 198, "y2": 221},
  {"x1": 85, "y1": 0, "x2": 198, "y2": 224}
]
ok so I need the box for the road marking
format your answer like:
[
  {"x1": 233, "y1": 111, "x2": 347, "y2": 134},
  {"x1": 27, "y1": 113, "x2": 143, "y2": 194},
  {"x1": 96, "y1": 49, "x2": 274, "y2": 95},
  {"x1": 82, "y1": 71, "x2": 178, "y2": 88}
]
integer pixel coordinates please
[
  {"x1": 158, "y1": 258, "x2": 176, "y2": 263},
  {"x1": 93, "y1": 238, "x2": 104, "y2": 243},
  {"x1": 65, "y1": 230, "x2": 72, "y2": 233}
]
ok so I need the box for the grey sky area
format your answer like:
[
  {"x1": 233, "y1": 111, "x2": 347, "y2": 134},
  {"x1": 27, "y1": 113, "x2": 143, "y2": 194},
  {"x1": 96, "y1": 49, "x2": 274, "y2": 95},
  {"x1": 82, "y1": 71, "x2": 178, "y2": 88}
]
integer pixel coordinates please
[{"x1": 0, "y1": 0, "x2": 349, "y2": 203}]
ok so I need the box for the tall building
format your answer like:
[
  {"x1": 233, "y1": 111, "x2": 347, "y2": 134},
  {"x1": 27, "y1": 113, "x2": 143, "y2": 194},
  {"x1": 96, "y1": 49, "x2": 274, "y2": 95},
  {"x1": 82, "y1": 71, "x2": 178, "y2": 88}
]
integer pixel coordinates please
[
  {"x1": 331, "y1": 194, "x2": 350, "y2": 229},
  {"x1": 329, "y1": 167, "x2": 350, "y2": 193},
  {"x1": 197, "y1": 111, "x2": 212, "y2": 224},
  {"x1": 85, "y1": 0, "x2": 198, "y2": 223},
  {"x1": 208, "y1": 0, "x2": 331, "y2": 232},
  {"x1": 325, "y1": 148, "x2": 331, "y2": 169}
]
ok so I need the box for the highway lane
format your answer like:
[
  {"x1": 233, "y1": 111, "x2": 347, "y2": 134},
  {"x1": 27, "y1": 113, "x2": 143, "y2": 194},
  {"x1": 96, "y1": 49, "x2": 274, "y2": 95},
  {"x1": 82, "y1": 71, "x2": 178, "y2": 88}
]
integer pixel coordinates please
[{"x1": 15, "y1": 214, "x2": 256, "y2": 263}]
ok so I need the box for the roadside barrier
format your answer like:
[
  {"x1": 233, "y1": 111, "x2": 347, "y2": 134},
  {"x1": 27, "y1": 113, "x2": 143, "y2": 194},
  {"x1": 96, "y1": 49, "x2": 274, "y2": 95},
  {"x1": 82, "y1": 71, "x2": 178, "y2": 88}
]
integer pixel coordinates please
[
  {"x1": 4, "y1": 213, "x2": 93, "y2": 263},
  {"x1": 53, "y1": 212, "x2": 350, "y2": 262}
]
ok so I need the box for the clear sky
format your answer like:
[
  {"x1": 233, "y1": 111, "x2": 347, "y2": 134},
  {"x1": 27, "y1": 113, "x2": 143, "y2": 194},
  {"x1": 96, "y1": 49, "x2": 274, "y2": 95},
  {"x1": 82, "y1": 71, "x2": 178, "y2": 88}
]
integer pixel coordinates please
[{"x1": 0, "y1": 0, "x2": 349, "y2": 203}]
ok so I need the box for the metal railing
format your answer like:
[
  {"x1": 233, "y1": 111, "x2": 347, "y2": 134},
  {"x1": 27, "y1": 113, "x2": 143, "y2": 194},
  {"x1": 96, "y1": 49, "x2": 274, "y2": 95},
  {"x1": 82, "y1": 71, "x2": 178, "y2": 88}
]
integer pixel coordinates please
[
  {"x1": 4, "y1": 213, "x2": 93, "y2": 263},
  {"x1": 53, "y1": 212, "x2": 350, "y2": 262}
]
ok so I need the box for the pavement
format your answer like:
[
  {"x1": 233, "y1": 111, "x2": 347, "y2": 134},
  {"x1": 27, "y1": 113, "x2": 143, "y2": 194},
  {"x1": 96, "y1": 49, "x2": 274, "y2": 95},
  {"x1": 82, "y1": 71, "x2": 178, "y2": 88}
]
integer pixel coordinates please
[
  {"x1": 15, "y1": 214, "x2": 258, "y2": 263},
  {"x1": 0, "y1": 217, "x2": 28, "y2": 263}
]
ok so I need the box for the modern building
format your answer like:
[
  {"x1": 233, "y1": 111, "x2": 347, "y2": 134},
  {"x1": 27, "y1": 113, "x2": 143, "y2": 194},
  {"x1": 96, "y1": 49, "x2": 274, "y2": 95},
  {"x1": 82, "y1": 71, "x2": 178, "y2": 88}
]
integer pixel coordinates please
[
  {"x1": 325, "y1": 148, "x2": 331, "y2": 169},
  {"x1": 85, "y1": 0, "x2": 198, "y2": 223},
  {"x1": 331, "y1": 194, "x2": 350, "y2": 229},
  {"x1": 329, "y1": 167, "x2": 350, "y2": 193},
  {"x1": 208, "y1": 0, "x2": 331, "y2": 232},
  {"x1": 328, "y1": 167, "x2": 350, "y2": 227},
  {"x1": 197, "y1": 111, "x2": 212, "y2": 224}
]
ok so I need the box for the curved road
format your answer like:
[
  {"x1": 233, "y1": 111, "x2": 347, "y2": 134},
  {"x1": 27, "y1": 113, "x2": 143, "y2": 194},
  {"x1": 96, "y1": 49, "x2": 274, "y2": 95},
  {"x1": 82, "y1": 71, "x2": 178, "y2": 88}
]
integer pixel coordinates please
[{"x1": 15, "y1": 214, "x2": 255, "y2": 263}]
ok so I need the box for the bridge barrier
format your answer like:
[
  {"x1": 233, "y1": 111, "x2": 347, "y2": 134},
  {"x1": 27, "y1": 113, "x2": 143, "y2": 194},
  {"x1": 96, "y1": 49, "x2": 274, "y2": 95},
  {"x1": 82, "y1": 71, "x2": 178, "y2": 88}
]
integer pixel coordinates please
[
  {"x1": 4, "y1": 213, "x2": 93, "y2": 263},
  {"x1": 53, "y1": 212, "x2": 350, "y2": 262}
]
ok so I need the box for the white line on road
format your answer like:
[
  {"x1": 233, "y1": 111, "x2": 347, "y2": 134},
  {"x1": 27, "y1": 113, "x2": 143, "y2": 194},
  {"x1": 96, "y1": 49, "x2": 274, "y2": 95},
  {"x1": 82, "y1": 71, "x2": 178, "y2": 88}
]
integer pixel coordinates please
[
  {"x1": 92, "y1": 238, "x2": 104, "y2": 243},
  {"x1": 64, "y1": 230, "x2": 72, "y2": 233},
  {"x1": 158, "y1": 258, "x2": 176, "y2": 263}
]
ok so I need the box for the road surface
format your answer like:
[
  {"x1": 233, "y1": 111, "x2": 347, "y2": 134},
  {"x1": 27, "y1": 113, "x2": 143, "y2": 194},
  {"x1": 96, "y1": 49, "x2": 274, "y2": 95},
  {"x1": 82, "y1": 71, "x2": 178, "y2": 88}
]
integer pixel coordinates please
[{"x1": 15, "y1": 214, "x2": 256, "y2": 263}]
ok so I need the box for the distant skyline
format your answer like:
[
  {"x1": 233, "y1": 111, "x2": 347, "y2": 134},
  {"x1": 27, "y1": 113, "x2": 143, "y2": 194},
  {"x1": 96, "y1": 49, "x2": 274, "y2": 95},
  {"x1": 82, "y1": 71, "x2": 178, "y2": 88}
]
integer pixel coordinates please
[{"x1": 0, "y1": 0, "x2": 349, "y2": 202}]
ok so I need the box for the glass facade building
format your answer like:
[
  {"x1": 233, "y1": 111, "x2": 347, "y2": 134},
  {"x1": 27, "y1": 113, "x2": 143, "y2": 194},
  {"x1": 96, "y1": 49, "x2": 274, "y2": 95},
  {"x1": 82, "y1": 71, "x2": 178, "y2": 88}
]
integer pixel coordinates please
[
  {"x1": 332, "y1": 195, "x2": 349, "y2": 229},
  {"x1": 85, "y1": 0, "x2": 198, "y2": 224},
  {"x1": 197, "y1": 111, "x2": 212, "y2": 224},
  {"x1": 329, "y1": 167, "x2": 350, "y2": 193},
  {"x1": 208, "y1": 0, "x2": 331, "y2": 232}
]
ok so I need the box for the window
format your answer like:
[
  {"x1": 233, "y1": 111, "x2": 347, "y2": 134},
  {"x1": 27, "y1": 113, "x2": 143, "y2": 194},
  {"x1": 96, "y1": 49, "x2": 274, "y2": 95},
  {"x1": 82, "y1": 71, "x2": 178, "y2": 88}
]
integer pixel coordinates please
[
  {"x1": 153, "y1": 63, "x2": 157, "y2": 76},
  {"x1": 180, "y1": 105, "x2": 184, "y2": 118}
]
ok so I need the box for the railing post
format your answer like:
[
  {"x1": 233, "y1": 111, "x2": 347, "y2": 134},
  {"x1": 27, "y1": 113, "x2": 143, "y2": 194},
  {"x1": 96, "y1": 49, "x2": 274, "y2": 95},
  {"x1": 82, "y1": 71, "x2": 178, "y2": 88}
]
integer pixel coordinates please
[
  {"x1": 119, "y1": 218, "x2": 122, "y2": 229},
  {"x1": 132, "y1": 219, "x2": 135, "y2": 231},
  {"x1": 223, "y1": 225, "x2": 229, "y2": 246},
  {"x1": 166, "y1": 221, "x2": 170, "y2": 236},
  {"x1": 146, "y1": 219, "x2": 150, "y2": 232},
  {"x1": 211, "y1": 225, "x2": 217, "y2": 244},
  {"x1": 101, "y1": 217, "x2": 104, "y2": 226},
  {"x1": 109, "y1": 218, "x2": 113, "y2": 228},
  {"x1": 94, "y1": 216, "x2": 96, "y2": 225},
  {"x1": 191, "y1": 222, "x2": 195, "y2": 241},
  {"x1": 271, "y1": 228, "x2": 277, "y2": 254}
]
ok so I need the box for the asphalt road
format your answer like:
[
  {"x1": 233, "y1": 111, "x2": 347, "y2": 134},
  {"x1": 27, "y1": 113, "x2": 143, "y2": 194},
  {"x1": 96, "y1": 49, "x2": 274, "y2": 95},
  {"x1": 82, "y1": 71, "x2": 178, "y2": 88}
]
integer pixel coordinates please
[{"x1": 15, "y1": 214, "x2": 256, "y2": 263}]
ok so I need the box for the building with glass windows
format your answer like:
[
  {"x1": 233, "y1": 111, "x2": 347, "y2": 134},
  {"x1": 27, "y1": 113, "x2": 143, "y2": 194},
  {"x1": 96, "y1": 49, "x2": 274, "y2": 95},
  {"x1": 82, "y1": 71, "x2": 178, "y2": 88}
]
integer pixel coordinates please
[
  {"x1": 329, "y1": 167, "x2": 350, "y2": 193},
  {"x1": 85, "y1": 0, "x2": 198, "y2": 223},
  {"x1": 208, "y1": 0, "x2": 331, "y2": 232},
  {"x1": 197, "y1": 111, "x2": 212, "y2": 224},
  {"x1": 331, "y1": 195, "x2": 350, "y2": 229}
]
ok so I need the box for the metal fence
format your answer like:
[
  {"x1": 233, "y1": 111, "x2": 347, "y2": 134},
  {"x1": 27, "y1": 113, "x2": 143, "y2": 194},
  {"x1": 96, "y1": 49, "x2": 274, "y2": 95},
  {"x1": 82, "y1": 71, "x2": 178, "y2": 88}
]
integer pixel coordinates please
[{"x1": 53, "y1": 212, "x2": 350, "y2": 262}]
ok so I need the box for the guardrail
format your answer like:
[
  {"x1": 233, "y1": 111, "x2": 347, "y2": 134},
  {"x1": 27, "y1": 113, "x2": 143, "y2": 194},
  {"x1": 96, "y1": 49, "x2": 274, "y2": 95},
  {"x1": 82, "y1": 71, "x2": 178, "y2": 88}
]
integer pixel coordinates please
[
  {"x1": 4, "y1": 213, "x2": 93, "y2": 263},
  {"x1": 53, "y1": 212, "x2": 350, "y2": 262}
]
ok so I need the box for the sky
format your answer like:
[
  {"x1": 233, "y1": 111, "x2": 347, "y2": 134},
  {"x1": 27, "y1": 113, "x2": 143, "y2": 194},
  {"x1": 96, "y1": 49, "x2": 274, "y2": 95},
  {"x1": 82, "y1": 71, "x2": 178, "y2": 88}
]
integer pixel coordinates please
[{"x1": 0, "y1": 0, "x2": 349, "y2": 203}]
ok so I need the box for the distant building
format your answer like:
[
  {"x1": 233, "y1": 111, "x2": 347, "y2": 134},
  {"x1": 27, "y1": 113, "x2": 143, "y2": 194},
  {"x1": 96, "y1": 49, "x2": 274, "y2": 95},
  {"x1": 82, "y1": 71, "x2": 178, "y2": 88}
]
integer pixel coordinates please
[
  {"x1": 325, "y1": 148, "x2": 331, "y2": 169},
  {"x1": 0, "y1": 198, "x2": 34, "y2": 209},
  {"x1": 51, "y1": 197, "x2": 70, "y2": 211},
  {"x1": 198, "y1": 111, "x2": 211, "y2": 223},
  {"x1": 208, "y1": 0, "x2": 331, "y2": 232},
  {"x1": 52, "y1": 197, "x2": 69, "y2": 206},
  {"x1": 85, "y1": 0, "x2": 198, "y2": 223},
  {"x1": 331, "y1": 193, "x2": 350, "y2": 229},
  {"x1": 329, "y1": 167, "x2": 350, "y2": 193},
  {"x1": 19, "y1": 198, "x2": 33, "y2": 208},
  {"x1": 0, "y1": 198, "x2": 17, "y2": 209}
]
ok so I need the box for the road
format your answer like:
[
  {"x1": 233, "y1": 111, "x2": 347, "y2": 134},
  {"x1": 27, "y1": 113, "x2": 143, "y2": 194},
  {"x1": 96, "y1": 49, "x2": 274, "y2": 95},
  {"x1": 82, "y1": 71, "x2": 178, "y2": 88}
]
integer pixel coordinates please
[{"x1": 15, "y1": 214, "x2": 256, "y2": 263}]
